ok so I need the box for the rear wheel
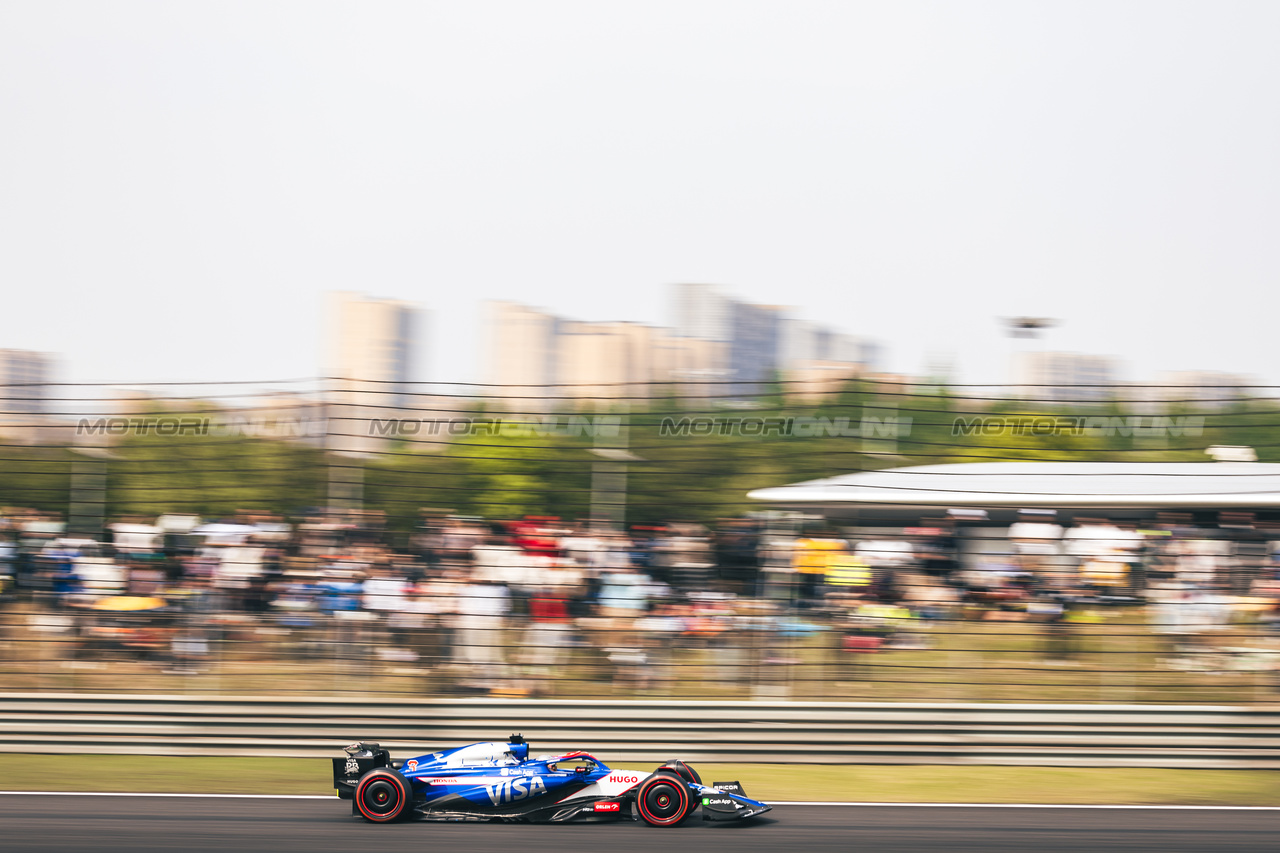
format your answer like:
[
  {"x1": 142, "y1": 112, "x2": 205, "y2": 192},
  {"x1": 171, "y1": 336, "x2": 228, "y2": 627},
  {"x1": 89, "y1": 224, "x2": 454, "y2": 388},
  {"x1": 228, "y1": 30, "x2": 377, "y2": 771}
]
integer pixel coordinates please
[
  {"x1": 355, "y1": 767, "x2": 412, "y2": 822},
  {"x1": 635, "y1": 772, "x2": 692, "y2": 827}
]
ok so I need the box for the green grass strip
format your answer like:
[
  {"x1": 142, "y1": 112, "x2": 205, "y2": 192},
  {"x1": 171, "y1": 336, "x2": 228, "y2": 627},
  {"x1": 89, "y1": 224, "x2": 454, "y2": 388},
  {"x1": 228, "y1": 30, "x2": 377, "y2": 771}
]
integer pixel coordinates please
[{"x1": 0, "y1": 755, "x2": 1277, "y2": 805}]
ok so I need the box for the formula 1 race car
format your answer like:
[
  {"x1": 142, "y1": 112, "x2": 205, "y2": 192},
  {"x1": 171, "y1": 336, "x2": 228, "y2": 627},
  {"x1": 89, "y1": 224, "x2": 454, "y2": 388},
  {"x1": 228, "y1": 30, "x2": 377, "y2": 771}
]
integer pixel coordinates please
[{"x1": 332, "y1": 735, "x2": 771, "y2": 826}]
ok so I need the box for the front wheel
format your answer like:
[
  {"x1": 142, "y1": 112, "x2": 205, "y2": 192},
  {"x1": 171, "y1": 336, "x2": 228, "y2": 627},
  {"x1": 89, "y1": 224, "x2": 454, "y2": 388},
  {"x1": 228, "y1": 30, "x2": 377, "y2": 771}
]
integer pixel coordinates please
[
  {"x1": 355, "y1": 767, "x2": 412, "y2": 822},
  {"x1": 635, "y1": 773, "x2": 692, "y2": 827}
]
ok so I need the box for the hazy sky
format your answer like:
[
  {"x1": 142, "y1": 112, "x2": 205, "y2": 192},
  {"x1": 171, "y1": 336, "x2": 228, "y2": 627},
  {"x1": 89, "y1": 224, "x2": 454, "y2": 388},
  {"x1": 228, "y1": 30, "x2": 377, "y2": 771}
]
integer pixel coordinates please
[{"x1": 2, "y1": 1, "x2": 1278, "y2": 389}]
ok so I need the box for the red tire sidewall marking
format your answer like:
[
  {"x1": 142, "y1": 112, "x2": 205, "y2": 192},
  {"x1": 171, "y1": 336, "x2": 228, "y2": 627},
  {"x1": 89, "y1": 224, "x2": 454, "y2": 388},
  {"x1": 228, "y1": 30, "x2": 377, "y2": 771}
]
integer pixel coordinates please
[
  {"x1": 356, "y1": 772, "x2": 405, "y2": 822},
  {"x1": 637, "y1": 777, "x2": 688, "y2": 826}
]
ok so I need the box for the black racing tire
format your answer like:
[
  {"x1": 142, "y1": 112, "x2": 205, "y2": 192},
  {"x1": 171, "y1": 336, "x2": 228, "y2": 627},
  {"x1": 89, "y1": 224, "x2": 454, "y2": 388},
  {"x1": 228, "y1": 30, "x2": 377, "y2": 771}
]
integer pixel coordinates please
[
  {"x1": 635, "y1": 772, "x2": 692, "y2": 827},
  {"x1": 660, "y1": 760, "x2": 702, "y2": 786},
  {"x1": 354, "y1": 767, "x2": 412, "y2": 822}
]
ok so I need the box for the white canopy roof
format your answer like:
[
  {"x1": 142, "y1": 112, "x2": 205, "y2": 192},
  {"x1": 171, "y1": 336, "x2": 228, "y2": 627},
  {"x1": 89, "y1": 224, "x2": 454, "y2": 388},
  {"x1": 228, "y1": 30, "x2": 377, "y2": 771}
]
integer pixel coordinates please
[{"x1": 747, "y1": 462, "x2": 1280, "y2": 510}]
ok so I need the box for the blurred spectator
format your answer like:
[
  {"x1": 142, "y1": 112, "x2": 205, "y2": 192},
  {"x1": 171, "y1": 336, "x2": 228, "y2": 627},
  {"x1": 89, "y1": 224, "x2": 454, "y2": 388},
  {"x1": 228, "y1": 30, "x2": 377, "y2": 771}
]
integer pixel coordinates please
[
  {"x1": 520, "y1": 557, "x2": 583, "y2": 695},
  {"x1": 3, "y1": 503, "x2": 1277, "y2": 701},
  {"x1": 453, "y1": 575, "x2": 511, "y2": 691}
]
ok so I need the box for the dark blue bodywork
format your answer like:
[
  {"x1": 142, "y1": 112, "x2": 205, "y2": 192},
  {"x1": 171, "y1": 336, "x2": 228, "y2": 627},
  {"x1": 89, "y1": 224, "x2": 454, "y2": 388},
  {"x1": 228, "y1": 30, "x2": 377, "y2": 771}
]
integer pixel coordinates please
[{"x1": 334, "y1": 738, "x2": 771, "y2": 824}]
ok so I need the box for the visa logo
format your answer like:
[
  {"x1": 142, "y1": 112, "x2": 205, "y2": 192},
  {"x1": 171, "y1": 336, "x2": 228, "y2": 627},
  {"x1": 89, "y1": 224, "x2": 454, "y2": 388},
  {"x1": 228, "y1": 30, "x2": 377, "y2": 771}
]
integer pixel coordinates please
[{"x1": 485, "y1": 776, "x2": 546, "y2": 805}]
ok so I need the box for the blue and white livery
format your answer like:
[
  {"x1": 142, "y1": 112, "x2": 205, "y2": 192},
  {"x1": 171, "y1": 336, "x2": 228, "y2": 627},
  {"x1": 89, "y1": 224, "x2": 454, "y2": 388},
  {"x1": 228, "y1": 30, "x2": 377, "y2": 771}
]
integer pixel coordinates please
[{"x1": 333, "y1": 735, "x2": 770, "y2": 826}]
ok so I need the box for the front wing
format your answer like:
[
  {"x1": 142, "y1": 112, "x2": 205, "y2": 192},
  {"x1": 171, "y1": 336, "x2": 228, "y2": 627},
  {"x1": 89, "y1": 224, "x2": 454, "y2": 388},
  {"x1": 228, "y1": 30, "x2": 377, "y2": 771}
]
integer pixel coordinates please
[{"x1": 695, "y1": 780, "x2": 772, "y2": 821}]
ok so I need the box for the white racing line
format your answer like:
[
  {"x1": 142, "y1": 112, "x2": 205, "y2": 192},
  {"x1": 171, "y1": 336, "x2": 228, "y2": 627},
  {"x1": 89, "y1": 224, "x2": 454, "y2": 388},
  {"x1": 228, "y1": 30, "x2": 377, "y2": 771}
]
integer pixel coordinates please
[
  {"x1": 0, "y1": 792, "x2": 334, "y2": 799},
  {"x1": 0, "y1": 792, "x2": 1277, "y2": 809},
  {"x1": 775, "y1": 802, "x2": 1280, "y2": 809}
]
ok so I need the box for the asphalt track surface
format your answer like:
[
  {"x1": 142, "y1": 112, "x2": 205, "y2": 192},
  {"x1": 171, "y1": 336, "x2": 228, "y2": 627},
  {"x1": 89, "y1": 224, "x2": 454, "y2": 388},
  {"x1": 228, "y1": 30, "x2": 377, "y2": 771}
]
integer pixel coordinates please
[{"x1": 1, "y1": 796, "x2": 1278, "y2": 852}]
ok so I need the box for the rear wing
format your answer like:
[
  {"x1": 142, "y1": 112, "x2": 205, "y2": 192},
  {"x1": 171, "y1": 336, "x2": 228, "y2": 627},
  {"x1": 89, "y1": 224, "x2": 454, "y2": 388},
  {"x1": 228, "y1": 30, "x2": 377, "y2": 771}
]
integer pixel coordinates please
[{"x1": 333, "y1": 742, "x2": 391, "y2": 798}]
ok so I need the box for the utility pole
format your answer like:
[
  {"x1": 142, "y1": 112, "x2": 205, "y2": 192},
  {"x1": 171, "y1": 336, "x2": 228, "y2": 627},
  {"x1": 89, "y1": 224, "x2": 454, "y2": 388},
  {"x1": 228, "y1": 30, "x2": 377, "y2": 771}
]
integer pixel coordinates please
[
  {"x1": 587, "y1": 404, "x2": 641, "y2": 530},
  {"x1": 68, "y1": 447, "x2": 113, "y2": 540}
]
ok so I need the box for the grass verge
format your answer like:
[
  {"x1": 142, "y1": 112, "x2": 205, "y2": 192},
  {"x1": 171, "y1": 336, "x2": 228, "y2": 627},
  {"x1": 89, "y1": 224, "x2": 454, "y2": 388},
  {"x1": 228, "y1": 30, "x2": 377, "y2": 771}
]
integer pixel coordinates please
[{"x1": 0, "y1": 755, "x2": 1276, "y2": 805}]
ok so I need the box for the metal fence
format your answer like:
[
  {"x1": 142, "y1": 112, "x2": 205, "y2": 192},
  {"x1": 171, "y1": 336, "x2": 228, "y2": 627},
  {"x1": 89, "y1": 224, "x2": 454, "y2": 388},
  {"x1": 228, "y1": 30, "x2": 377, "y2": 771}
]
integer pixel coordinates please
[
  {"x1": 5, "y1": 380, "x2": 1280, "y2": 707},
  {"x1": 5, "y1": 596, "x2": 1280, "y2": 706},
  {"x1": 2, "y1": 694, "x2": 1278, "y2": 768}
]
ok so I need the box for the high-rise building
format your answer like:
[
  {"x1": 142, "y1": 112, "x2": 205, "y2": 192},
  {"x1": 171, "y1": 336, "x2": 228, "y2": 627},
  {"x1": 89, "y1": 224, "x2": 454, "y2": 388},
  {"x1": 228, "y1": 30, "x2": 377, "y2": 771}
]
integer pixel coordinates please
[
  {"x1": 725, "y1": 300, "x2": 785, "y2": 394},
  {"x1": 555, "y1": 321, "x2": 656, "y2": 402},
  {"x1": 484, "y1": 301, "x2": 728, "y2": 406},
  {"x1": 0, "y1": 349, "x2": 56, "y2": 444},
  {"x1": 671, "y1": 284, "x2": 783, "y2": 394},
  {"x1": 325, "y1": 292, "x2": 419, "y2": 454},
  {"x1": 779, "y1": 318, "x2": 819, "y2": 365},
  {"x1": 780, "y1": 320, "x2": 876, "y2": 372},
  {"x1": 671, "y1": 283, "x2": 731, "y2": 342},
  {"x1": 1013, "y1": 351, "x2": 1118, "y2": 403},
  {"x1": 1148, "y1": 371, "x2": 1253, "y2": 411},
  {"x1": 327, "y1": 293, "x2": 416, "y2": 397},
  {"x1": 673, "y1": 285, "x2": 877, "y2": 398},
  {"x1": 485, "y1": 301, "x2": 561, "y2": 407},
  {"x1": 652, "y1": 334, "x2": 726, "y2": 399},
  {"x1": 0, "y1": 349, "x2": 54, "y2": 415},
  {"x1": 487, "y1": 286, "x2": 876, "y2": 406}
]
